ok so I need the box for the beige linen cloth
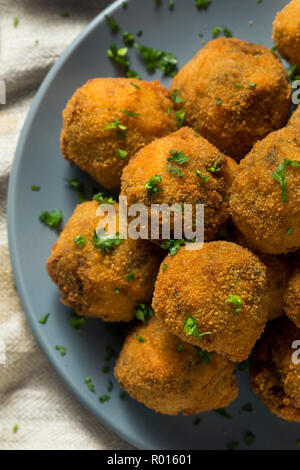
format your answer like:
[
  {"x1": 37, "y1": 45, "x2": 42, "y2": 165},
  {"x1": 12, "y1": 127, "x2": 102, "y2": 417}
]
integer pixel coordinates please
[{"x1": 0, "y1": 0, "x2": 134, "y2": 450}]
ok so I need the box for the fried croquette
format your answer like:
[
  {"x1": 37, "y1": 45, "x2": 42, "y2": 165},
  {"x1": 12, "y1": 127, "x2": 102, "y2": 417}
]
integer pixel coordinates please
[
  {"x1": 121, "y1": 127, "x2": 237, "y2": 242},
  {"x1": 273, "y1": 0, "x2": 300, "y2": 71},
  {"x1": 284, "y1": 264, "x2": 300, "y2": 328},
  {"x1": 152, "y1": 241, "x2": 268, "y2": 362},
  {"x1": 287, "y1": 105, "x2": 300, "y2": 130},
  {"x1": 114, "y1": 316, "x2": 238, "y2": 415},
  {"x1": 46, "y1": 200, "x2": 163, "y2": 321},
  {"x1": 250, "y1": 316, "x2": 300, "y2": 423},
  {"x1": 170, "y1": 37, "x2": 291, "y2": 160},
  {"x1": 228, "y1": 225, "x2": 290, "y2": 321},
  {"x1": 61, "y1": 78, "x2": 177, "y2": 191},
  {"x1": 230, "y1": 128, "x2": 300, "y2": 255}
]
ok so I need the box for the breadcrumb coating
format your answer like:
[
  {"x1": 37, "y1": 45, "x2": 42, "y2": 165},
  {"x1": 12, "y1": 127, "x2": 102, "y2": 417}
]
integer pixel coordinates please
[
  {"x1": 285, "y1": 264, "x2": 300, "y2": 327},
  {"x1": 273, "y1": 0, "x2": 300, "y2": 70}
]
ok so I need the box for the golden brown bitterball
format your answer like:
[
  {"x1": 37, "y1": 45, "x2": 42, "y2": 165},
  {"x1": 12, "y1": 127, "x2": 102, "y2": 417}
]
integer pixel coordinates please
[
  {"x1": 121, "y1": 126, "x2": 238, "y2": 242},
  {"x1": 171, "y1": 37, "x2": 291, "y2": 160},
  {"x1": 230, "y1": 128, "x2": 300, "y2": 255},
  {"x1": 285, "y1": 263, "x2": 300, "y2": 328},
  {"x1": 114, "y1": 316, "x2": 238, "y2": 415},
  {"x1": 61, "y1": 78, "x2": 177, "y2": 191},
  {"x1": 152, "y1": 241, "x2": 268, "y2": 362},
  {"x1": 47, "y1": 200, "x2": 163, "y2": 321},
  {"x1": 273, "y1": 0, "x2": 300, "y2": 71},
  {"x1": 250, "y1": 316, "x2": 300, "y2": 423}
]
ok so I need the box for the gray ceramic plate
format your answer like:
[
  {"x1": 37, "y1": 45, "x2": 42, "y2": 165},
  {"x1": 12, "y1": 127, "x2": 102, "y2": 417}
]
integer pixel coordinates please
[{"x1": 8, "y1": 0, "x2": 300, "y2": 450}]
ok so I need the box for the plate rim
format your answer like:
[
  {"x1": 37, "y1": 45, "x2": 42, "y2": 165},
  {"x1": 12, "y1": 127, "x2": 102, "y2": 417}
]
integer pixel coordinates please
[{"x1": 7, "y1": 0, "x2": 148, "y2": 450}]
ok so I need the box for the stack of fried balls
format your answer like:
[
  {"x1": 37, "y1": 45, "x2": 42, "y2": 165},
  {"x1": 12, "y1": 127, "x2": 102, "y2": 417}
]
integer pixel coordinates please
[{"x1": 47, "y1": 1, "x2": 300, "y2": 421}]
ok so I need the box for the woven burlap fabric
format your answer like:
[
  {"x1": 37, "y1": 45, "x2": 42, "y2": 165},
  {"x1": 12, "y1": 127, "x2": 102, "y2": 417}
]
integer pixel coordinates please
[{"x1": 0, "y1": 0, "x2": 134, "y2": 450}]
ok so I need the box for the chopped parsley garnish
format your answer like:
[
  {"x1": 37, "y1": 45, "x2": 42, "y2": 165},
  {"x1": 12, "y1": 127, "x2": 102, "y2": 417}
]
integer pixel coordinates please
[
  {"x1": 145, "y1": 174, "x2": 163, "y2": 197},
  {"x1": 125, "y1": 272, "x2": 135, "y2": 282},
  {"x1": 161, "y1": 263, "x2": 168, "y2": 270},
  {"x1": 176, "y1": 344, "x2": 184, "y2": 352},
  {"x1": 119, "y1": 108, "x2": 140, "y2": 118},
  {"x1": 117, "y1": 149, "x2": 128, "y2": 160},
  {"x1": 227, "y1": 441, "x2": 240, "y2": 450},
  {"x1": 195, "y1": 0, "x2": 211, "y2": 8},
  {"x1": 13, "y1": 17, "x2": 19, "y2": 28},
  {"x1": 209, "y1": 156, "x2": 223, "y2": 173},
  {"x1": 137, "y1": 30, "x2": 143, "y2": 37},
  {"x1": 85, "y1": 376, "x2": 95, "y2": 392},
  {"x1": 241, "y1": 402, "x2": 253, "y2": 412},
  {"x1": 130, "y1": 81, "x2": 140, "y2": 89},
  {"x1": 39, "y1": 313, "x2": 50, "y2": 325},
  {"x1": 122, "y1": 1, "x2": 128, "y2": 8},
  {"x1": 216, "y1": 98, "x2": 222, "y2": 106},
  {"x1": 99, "y1": 395, "x2": 110, "y2": 403},
  {"x1": 73, "y1": 235, "x2": 86, "y2": 247},
  {"x1": 272, "y1": 159, "x2": 300, "y2": 203},
  {"x1": 167, "y1": 164, "x2": 184, "y2": 178},
  {"x1": 105, "y1": 15, "x2": 120, "y2": 33},
  {"x1": 55, "y1": 345, "x2": 67, "y2": 356},
  {"x1": 103, "y1": 119, "x2": 127, "y2": 139},
  {"x1": 168, "y1": 0, "x2": 174, "y2": 10},
  {"x1": 175, "y1": 109, "x2": 185, "y2": 127},
  {"x1": 168, "y1": 150, "x2": 189, "y2": 165},
  {"x1": 115, "y1": 288, "x2": 120, "y2": 294},
  {"x1": 248, "y1": 82, "x2": 257, "y2": 88},
  {"x1": 134, "y1": 304, "x2": 154, "y2": 324},
  {"x1": 234, "y1": 82, "x2": 244, "y2": 88},
  {"x1": 214, "y1": 408, "x2": 232, "y2": 419},
  {"x1": 288, "y1": 64, "x2": 300, "y2": 82},
  {"x1": 161, "y1": 239, "x2": 186, "y2": 255},
  {"x1": 245, "y1": 432, "x2": 256, "y2": 446},
  {"x1": 271, "y1": 45, "x2": 278, "y2": 53},
  {"x1": 183, "y1": 314, "x2": 212, "y2": 340},
  {"x1": 196, "y1": 169, "x2": 210, "y2": 185},
  {"x1": 196, "y1": 346, "x2": 212, "y2": 364},
  {"x1": 31, "y1": 185, "x2": 40, "y2": 191},
  {"x1": 69, "y1": 312, "x2": 86, "y2": 333},
  {"x1": 107, "y1": 380, "x2": 113, "y2": 393},
  {"x1": 135, "y1": 43, "x2": 178, "y2": 77},
  {"x1": 123, "y1": 32, "x2": 135, "y2": 46},
  {"x1": 93, "y1": 230, "x2": 123, "y2": 254},
  {"x1": 137, "y1": 334, "x2": 146, "y2": 343},
  {"x1": 120, "y1": 391, "x2": 128, "y2": 400},
  {"x1": 102, "y1": 365, "x2": 110, "y2": 373},
  {"x1": 64, "y1": 177, "x2": 85, "y2": 202},
  {"x1": 171, "y1": 89, "x2": 184, "y2": 104},
  {"x1": 39, "y1": 209, "x2": 63, "y2": 228},
  {"x1": 238, "y1": 358, "x2": 251, "y2": 371},
  {"x1": 212, "y1": 26, "x2": 233, "y2": 38},
  {"x1": 60, "y1": 12, "x2": 70, "y2": 18},
  {"x1": 107, "y1": 44, "x2": 140, "y2": 79},
  {"x1": 225, "y1": 294, "x2": 243, "y2": 314},
  {"x1": 92, "y1": 192, "x2": 115, "y2": 205},
  {"x1": 286, "y1": 227, "x2": 293, "y2": 236},
  {"x1": 12, "y1": 424, "x2": 19, "y2": 433}
]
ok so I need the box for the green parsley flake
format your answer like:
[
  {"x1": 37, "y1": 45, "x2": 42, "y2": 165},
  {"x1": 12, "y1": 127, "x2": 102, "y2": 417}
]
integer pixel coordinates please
[
  {"x1": 64, "y1": 177, "x2": 85, "y2": 202},
  {"x1": 12, "y1": 424, "x2": 19, "y2": 433},
  {"x1": 171, "y1": 89, "x2": 184, "y2": 104},
  {"x1": 167, "y1": 150, "x2": 189, "y2": 178},
  {"x1": 107, "y1": 380, "x2": 113, "y2": 393},
  {"x1": 183, "y1": 314, "x2": 212, "y2": 340},
  {"x1": 214, "y1": 408, "x2": 232, "y2": 419},
  {"x1": 85, "y1": 376, "x2": 95, "y2": 392},
  {"x1": 56, "y1": 345, "x2": 67, "y2": 356},
  {"x1": 161, "y1": 239, "x2": 186, "y2": 255},
  {"x1": 176, "y1": 344, "x2": 184, "y2": 352},
  {"x1": 137, "y1": 30, "x2": 143, "y2": 37},
  {"x1": 92, "y1": 192, "x2": 115, "y2": 205},
  {"x1": 212, "y1": 26, "x2": 232, "y2": 38},
  {"x1": 196, "y1": 169, "x2": 210, "y2": 185},
  {"x1": 122, "y1": 2, "x2": 128, "y2": 8},
  {"x1": 134, "y1": 304, "x2": 154, "y2": 324},
  {"x1": 73, "y1": 235, "x2": 86, "y2": 247},
  {"x1": 39, "y1": 209, "x2": 63, "y2": 228},
  {"x1": 99, "y1": 395, "x2": 110, "y2": 403},
  {"x1": 13, "y1": 17, "x2": 19, "y2": 28},
  {"x1": 216, "y1": 98, "x2": 222, "y2": 106},
  {"x1": 196, "y1": 346, "x2": 212, "y2": 364},
  {"x1": 227, "y1": 441, "x2": 240, "y2": 450},
  {"x1": 125, "y1": 272, "x2": 135, "y2": 282},
  {"x1": 137, "y1": 334, "x2": 146, "y2": 343},
  {"x1": 195, "y1": 0, "x2": 211, "y2": 8},
  {"x1": 31, "y1": 185, "x2": 40, "y2": 191},
  {"x1": 175, "y1": 109, "x2": 185, "y2": 127},
  {"x1": 117, "y1": 149, "x2": 128, "y2": 160},
  {"x1": 69, "y1": 312, "x2": 86, "y2": 333},
  {"x1": 288, "y1": 64, "x2": 300, "y2": 82},
  {"x1": 115, "y1": 288, "x2": 120, "y2": 294},
  {"x1": 39, "y1": 313, "x2": 50, "y2": 325},
  {"x1": 120, "y1": 391, "x2": 128, "y2": 400},
  {"x1": 286, "y1": 227, "x2": 293, "y2": 236},
  {"x1": 135, "y1": 43, "x2": 178, "y2": 77},
  {"x1": 145, "y1": 174, "x2": 163, "y2": 197},
  {"x1": 167, "y1": 164, "x2": 184, "y2": 178},
  {"x1": 104, "y1": 119, "x2": 127, "y2": 139},
  {"x1": 209, "y1": 156, "x2": 223, "y2": 173},
  {"x1": 248, "y1": 82, "x2": 257, "y2": 88},
  {"x1": 60, "y1": 12, "x2": 70, "y2": 18},
  {"x1": 102, "y1": 365, "x2": 110, "y2": 373},
  {"x1": 245, "y1": 432, "x2": 256, "y2": 446},
  {"x1": 161, "y1": 264, "x2": 168, "y2": 270},
  {"x1": 272, "y1": 159, "x2": 300, "y2": 203},
  {"x1": 225, "y1": 294, "x2": 243, "y2": 314},
  {"x1": 130, "y1": 82, "x2": 140, "y2": 89},
  {"x1": 123, "y1": 32, "x2": 135, "y2": 46},
  {"x1": 105, "y1": 15, "x2": 120, "y2": 33},
  {"x1": 234, "y1": 82, "x2": 244, "y2": 88},
  {"x1": 92, "y1": 229, "x2": 123, "y2": 254},
  {"x1": 107, "y1": 45, "x2": 140, "y2": 79},
  {"x1": 168, "y1": 0, "x2": 174, "y2": 10},
  {"x1": 119, "y1": 108, "x2": 140, "y2": 118}
]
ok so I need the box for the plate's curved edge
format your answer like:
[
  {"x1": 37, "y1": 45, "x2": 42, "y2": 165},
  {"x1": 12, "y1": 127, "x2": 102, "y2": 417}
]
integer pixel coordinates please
[{"x1": 7, "y1": 0, "x2": 148, "y2": 451}]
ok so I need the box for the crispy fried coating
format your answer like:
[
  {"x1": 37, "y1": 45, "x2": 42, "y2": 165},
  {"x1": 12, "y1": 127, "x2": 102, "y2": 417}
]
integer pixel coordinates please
[
  {"x1": 46, "y1": 201, "x2": 163, "y2": 321},
  {"x1": 285, "y1": 264, "x2": 300, "y2": 327},
  {"x1": 121, "y1": 127, "x2": 237, "y2": 241},
  {"x1": 61, "y1": 78, "x2": 177, "y2": 191},
  {"x1": 114, "y1": 316, "x2": 238, "y2": 415},
  {"x1": 171, "y1": 38, "x2": 291, "y2": 160},
  {"x1": 228, "y1": 225, "x2": 289, "y2": 321},
  {"x1": 273, "y1": 0, "x2": 300, "y2": 70},
  {"x1": 230, "y1": 128, "x2": 300, "y2": 255},
  {"x1": 250, "y1": 316, "x2": 300, "y2": 423},
  {"x1": 287, "y1": 105, "x2": 300, "y2": 130},
  {"x1": 152, "y1": 241, "x2": 268, "y2": 362}
]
